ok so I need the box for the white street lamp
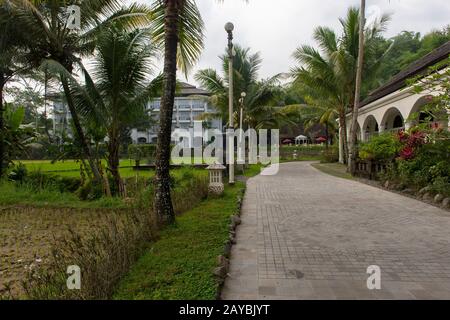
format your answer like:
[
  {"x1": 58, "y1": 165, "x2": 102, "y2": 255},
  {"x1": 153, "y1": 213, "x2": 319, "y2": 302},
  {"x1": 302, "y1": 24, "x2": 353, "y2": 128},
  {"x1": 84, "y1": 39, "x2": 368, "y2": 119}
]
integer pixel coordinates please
[
  {"x1": 238, "y1": 92, "x2": 246, "y2": 164},
  {"x1": 225, "y1": 22, "x2": 235, "y2": 184}
]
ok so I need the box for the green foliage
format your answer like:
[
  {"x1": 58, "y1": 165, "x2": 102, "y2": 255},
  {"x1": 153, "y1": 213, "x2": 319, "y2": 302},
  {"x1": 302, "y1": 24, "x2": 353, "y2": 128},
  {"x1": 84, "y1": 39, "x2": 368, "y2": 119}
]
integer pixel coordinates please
[
  {"x1": 378, "y1": 56, "x2": 450, "y2": 196},
  {"x1": 195, "y1": 45, "x2": 289, "y2": 129},
  {"x1": 409, "y1": 56, "x2": 450, "y2": 119},
  {"x1": 0, "y1": 180, "x2": 124, "y2": 209},
  {"x1": 377, "y1": 27, "x2": 450, "y2": 85},
  {"x1": 1, "y1": 104, "x2": 36, "y2": 171},
  {"x1": 128, "y1": 144, "x2": 157, "y2": 163},
  {"x1": 25, "y1": 171, "x2": 82, "y2": 194},
  {"x1": 8, "y1": 162, "x2": 27, "y2": 183},
  {"x1": 76, "y1": 180, "x2": 104, "y2": 201},
  {"x1": 393, "y1": 130, "x2": 450, "y2": 195},
  {"x1": 114, "y1": 183, "x2": 245, "y2": 300},
  {"x1": 359, "y1": 133, "x2": 401, "y2": 161},
  {"x1": 292, "y1": 7, "x2": 390, "y2": 113},
  {"x1": 321, "y1": 144, "x2": 339, "y2": 163},
  {"x1": 150, "y1": 0, "x2": 205, "y2": 76}
]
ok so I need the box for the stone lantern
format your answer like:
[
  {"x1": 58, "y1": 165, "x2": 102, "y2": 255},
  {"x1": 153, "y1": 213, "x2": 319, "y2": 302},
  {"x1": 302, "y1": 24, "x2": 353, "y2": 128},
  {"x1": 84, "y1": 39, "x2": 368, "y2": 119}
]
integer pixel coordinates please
[{"x1": 206, "y1": 162, "x2": 226, "y2": 195}]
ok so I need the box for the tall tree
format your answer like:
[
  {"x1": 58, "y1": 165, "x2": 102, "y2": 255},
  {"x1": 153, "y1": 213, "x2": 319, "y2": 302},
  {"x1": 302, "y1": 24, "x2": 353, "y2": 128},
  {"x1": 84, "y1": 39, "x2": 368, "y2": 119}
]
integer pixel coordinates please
[
  {"x1": 9, "y1": 0, "x2": 152, "y2": 183},
  {"x1": 348, "y1": 0, "x2": 366, "y2": 175},
  {"x1": 0, "y1": 3, "x2": 30, "y2": 177},
  {"x1": 70, "y1": 27, "x2": 161, "y2": 195},
  {"x1": 150, "y1": 0, "x2": 204, "y2": 225},
  {"x1": 292, "y1": 6, "x2": 390, "y2": 163},
  {"x1": 195, "y1": 45, "x2": 287, "y2": 129}
]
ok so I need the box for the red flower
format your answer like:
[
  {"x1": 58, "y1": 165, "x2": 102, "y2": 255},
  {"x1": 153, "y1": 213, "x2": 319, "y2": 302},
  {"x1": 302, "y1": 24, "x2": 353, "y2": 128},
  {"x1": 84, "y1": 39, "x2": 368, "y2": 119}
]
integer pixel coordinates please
[
  {"x1": 408, "y1": 131, "x2": 425, "y2": 147},
  {"x1": 397, "y1": 130, "x2": 408, "y2": 143},
  {"x1": 399, "y1": 146, "x2": 415, "y2": 160}
]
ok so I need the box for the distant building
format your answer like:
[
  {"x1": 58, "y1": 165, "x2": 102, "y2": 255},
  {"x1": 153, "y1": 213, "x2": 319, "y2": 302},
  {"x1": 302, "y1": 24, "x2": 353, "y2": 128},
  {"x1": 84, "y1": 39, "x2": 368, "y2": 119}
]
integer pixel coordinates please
[
  {"x1": 50, "y1": 93, "x2": 73, "y2": 142},
  {"x1": 51, "y1": 82, "x2": 222, "y2": 146},
  {"x1": 130, "y1": 82, "x2": 222, "y2": 146}
]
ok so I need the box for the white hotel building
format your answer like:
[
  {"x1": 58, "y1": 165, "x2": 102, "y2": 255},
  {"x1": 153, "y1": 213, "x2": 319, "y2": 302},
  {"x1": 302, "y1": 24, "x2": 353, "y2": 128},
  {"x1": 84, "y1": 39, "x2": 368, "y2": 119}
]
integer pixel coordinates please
[
  {"x1": 130, "y1": 82, "x2": 222, "y2": 146},
  {"x1": 52, "y1": 82, "x2": 222, "y2": 145}
]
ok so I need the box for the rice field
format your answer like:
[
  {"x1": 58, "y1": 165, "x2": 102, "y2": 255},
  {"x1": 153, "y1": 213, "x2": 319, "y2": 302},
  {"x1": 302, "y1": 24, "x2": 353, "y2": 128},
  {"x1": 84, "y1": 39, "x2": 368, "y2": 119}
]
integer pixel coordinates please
[{"x1": 0, "y1": 206, "x2": 119, "y2": 298}]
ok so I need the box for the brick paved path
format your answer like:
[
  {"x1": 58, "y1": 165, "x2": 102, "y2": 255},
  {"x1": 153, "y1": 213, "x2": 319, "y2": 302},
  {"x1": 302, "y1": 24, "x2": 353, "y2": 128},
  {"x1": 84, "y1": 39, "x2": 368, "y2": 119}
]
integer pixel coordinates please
[{"x1": 222, "y1": 162, "x2": 450, "y2": 300}]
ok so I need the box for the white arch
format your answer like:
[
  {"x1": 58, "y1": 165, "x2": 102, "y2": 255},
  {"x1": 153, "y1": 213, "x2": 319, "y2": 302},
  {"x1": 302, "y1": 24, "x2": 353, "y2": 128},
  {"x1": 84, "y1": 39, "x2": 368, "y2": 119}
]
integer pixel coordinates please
[
  {"x1": 362, "y1": 115, "x2": 379, "y2": 141},
  {"x1": 380, "y1": 107, "x2": 404, "y2": 132}
]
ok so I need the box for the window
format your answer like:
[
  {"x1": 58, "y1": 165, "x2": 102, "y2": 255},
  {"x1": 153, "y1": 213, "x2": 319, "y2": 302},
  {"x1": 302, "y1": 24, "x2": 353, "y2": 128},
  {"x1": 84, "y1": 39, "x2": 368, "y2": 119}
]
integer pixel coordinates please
[{"x1": 393, "y1": 115, "x2": 403, "y2": 129}]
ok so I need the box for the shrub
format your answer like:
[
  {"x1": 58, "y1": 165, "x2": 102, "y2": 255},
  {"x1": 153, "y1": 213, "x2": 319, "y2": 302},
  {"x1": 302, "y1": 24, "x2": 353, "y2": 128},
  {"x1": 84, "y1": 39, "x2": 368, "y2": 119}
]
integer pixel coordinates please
[
  {"x1": 133, "y1": 169, "x2": 209, "y2": 213},
  {"x1": 24, "y1": 171, "x2": 81, "y2": 193},
  {"x1": 8, "y1": 162, "x2": 28, "y2": 183},
  {"x1": 172, "y1": 173, "x2": 208, "y2": 214},
  {"x1": 359, "y1": 133, "x2": 401, "y2": 161},
  {"x1": 379, "y1": 128, "x2": 450, "y2": 195},
  {"x1": 128, "y1": 144, "x2": 157, "y2": 164},
  {"x1": 76, "y1": 180, "x2": 104, "y2": 201},
  {"x1": 320, "y1": 144, "x2": 339, "y2": 163}
]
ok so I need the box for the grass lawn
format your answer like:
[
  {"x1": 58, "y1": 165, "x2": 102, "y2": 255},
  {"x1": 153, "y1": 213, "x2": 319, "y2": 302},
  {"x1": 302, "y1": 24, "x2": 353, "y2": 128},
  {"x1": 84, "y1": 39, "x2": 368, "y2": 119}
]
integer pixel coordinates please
[
  {"x1": 113, "y1": 182, "x2": 245, "y2": 300},
  {"x1": 0, "y1": 181, "x2": 126, "y2": 209},
  {"x1": 311, "y1": 162, "x2": 354, "y2": 180},
  {"x1": 15, "y1": 159, "x2": 148, "y2": 178},
  {"x1": 17, "y1": 159, "x2": 134, "y2": 171}
]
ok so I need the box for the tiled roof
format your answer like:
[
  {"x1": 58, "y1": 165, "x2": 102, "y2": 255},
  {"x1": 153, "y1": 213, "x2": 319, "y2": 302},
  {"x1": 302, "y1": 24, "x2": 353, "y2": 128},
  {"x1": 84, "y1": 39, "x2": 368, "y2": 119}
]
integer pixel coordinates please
[{"x1": 177, "y1": 82, "x2": 210, "y2": 96}]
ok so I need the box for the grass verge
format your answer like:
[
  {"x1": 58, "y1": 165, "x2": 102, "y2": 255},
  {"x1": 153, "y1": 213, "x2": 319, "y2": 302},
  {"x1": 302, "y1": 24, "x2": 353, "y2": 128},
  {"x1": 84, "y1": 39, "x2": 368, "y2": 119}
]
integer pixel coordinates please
[
  {"x1": 311, "y1": 162, "x2": 354, "y2": 180},
  {"x1": 113, "y1": 182, "x2": 245, "y2": 300}
]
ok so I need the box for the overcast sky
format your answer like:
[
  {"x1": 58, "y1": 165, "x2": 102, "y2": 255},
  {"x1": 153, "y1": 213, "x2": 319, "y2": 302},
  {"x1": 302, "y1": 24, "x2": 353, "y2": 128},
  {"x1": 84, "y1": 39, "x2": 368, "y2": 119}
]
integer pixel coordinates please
[{"x1": 152, "y1": 0, "x2": 450, "y2": 86}]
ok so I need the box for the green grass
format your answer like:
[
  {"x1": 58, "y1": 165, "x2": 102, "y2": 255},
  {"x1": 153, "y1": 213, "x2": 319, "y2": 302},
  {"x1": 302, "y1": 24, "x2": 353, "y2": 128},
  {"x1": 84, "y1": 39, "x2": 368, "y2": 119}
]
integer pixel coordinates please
[
  {"x1": 238, "y1": 163, "x2": 263, "y2": 177},
  {"x1": 16, "y1": 159, "x2": 134, "y2": 171},
  {"x1": 15, "y1": 159, "x2": 143, "y2": 178},
  {"x1": 113, "y1": 182, "x2": 245, "y2": 300},
  {"x1": 0, "y1": 181, "x2": 126, "y2": 209},
  {"x1": 311, "y1": 162, "x2": 354, "y2": 180},
  {"x1": 0, "y1": 167, "x2": 208, "y2": 209}
]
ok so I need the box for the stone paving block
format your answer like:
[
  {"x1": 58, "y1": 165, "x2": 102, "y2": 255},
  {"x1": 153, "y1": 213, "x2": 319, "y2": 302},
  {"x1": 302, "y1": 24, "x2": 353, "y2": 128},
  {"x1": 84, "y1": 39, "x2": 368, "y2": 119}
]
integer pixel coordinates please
[{"x1": 222, "y1": 162, "x2": 450, "y2": 300}]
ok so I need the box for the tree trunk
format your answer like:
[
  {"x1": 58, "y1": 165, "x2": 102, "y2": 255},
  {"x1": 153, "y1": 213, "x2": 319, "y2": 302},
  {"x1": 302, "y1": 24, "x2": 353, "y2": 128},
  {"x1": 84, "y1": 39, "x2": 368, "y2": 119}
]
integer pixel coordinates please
[
  {"x1": 43, "y1": 69, "x2": 53, "y2": 143},
  {"x1": 349, "y1": 0, "x2": 366, "y2": 175},
  {"x1": 325, "y1": 122, "x2": 329, "y2": 150},
  {"x1": 60, "y1": 75, "x2": 102, "y2": 183},
  {"x1": 154, "y1": 0, "x2": 180, "y2": 225},
  {"x1": 0, "y1": 73, "x2": 5, "y2": 178},
  {"x1": 107, "y1": 128, "x2": 124, "y2": 197},
  {"x1": 339, "y1": 111, "x2": 349, "y2": 164}
]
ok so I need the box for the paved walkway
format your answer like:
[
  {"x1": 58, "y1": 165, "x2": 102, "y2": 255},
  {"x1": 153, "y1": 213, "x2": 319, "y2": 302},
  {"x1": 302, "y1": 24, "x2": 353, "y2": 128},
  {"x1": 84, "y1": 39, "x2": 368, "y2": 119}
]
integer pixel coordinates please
[{"x1": 222, "y1": 162, "x2": 450, "y2": 300}]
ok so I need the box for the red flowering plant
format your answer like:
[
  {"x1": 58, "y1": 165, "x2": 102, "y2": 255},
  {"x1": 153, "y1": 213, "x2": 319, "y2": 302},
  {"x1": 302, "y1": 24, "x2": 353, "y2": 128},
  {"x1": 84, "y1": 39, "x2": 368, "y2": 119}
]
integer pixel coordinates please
[
  {"x1": 399, "y1": 146, "x2": 415, "y2": 160},
  {"x1": 396, "y1": 129, "x2": 427, "y2": 161}
]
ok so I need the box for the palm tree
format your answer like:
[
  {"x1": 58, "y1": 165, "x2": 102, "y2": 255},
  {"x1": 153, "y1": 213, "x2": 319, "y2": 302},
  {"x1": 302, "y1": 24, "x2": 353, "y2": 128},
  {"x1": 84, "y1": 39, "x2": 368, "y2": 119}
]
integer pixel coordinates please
[
  {"x1": 301, "y1": 103, "x2": 338, "y2": 149},
  {"x1": 70, "y1": 27, "x2": 161, "y2": 196},
  {"x1": 8, "y1": 0, "x2": 153, "y2": 183},
  {"x1": 0, "y1": 3, "x2": 30, "y2": 177},
  {"x1": 195, "y1": 45, "x2": 285, "y2": 130},
  {"x1": 150, "y1": 0, "x2": 204, "y2": 225},
  {"x1": 291, "y1": 7, "x2": 390, "y2": 163},
  {"x1": 349, "y1": 0, "x2": 365, "y2": 175}
]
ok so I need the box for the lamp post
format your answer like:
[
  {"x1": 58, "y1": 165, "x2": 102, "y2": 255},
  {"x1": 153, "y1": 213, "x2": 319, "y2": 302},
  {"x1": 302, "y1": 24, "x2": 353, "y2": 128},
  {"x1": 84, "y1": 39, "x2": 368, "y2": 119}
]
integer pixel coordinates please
[
  {"x1": 238, "y1": 92, "x2": 246, "y2": 163},
  {"x1": 225, "y1": 22, "x2": 235, "y2": 184}
]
